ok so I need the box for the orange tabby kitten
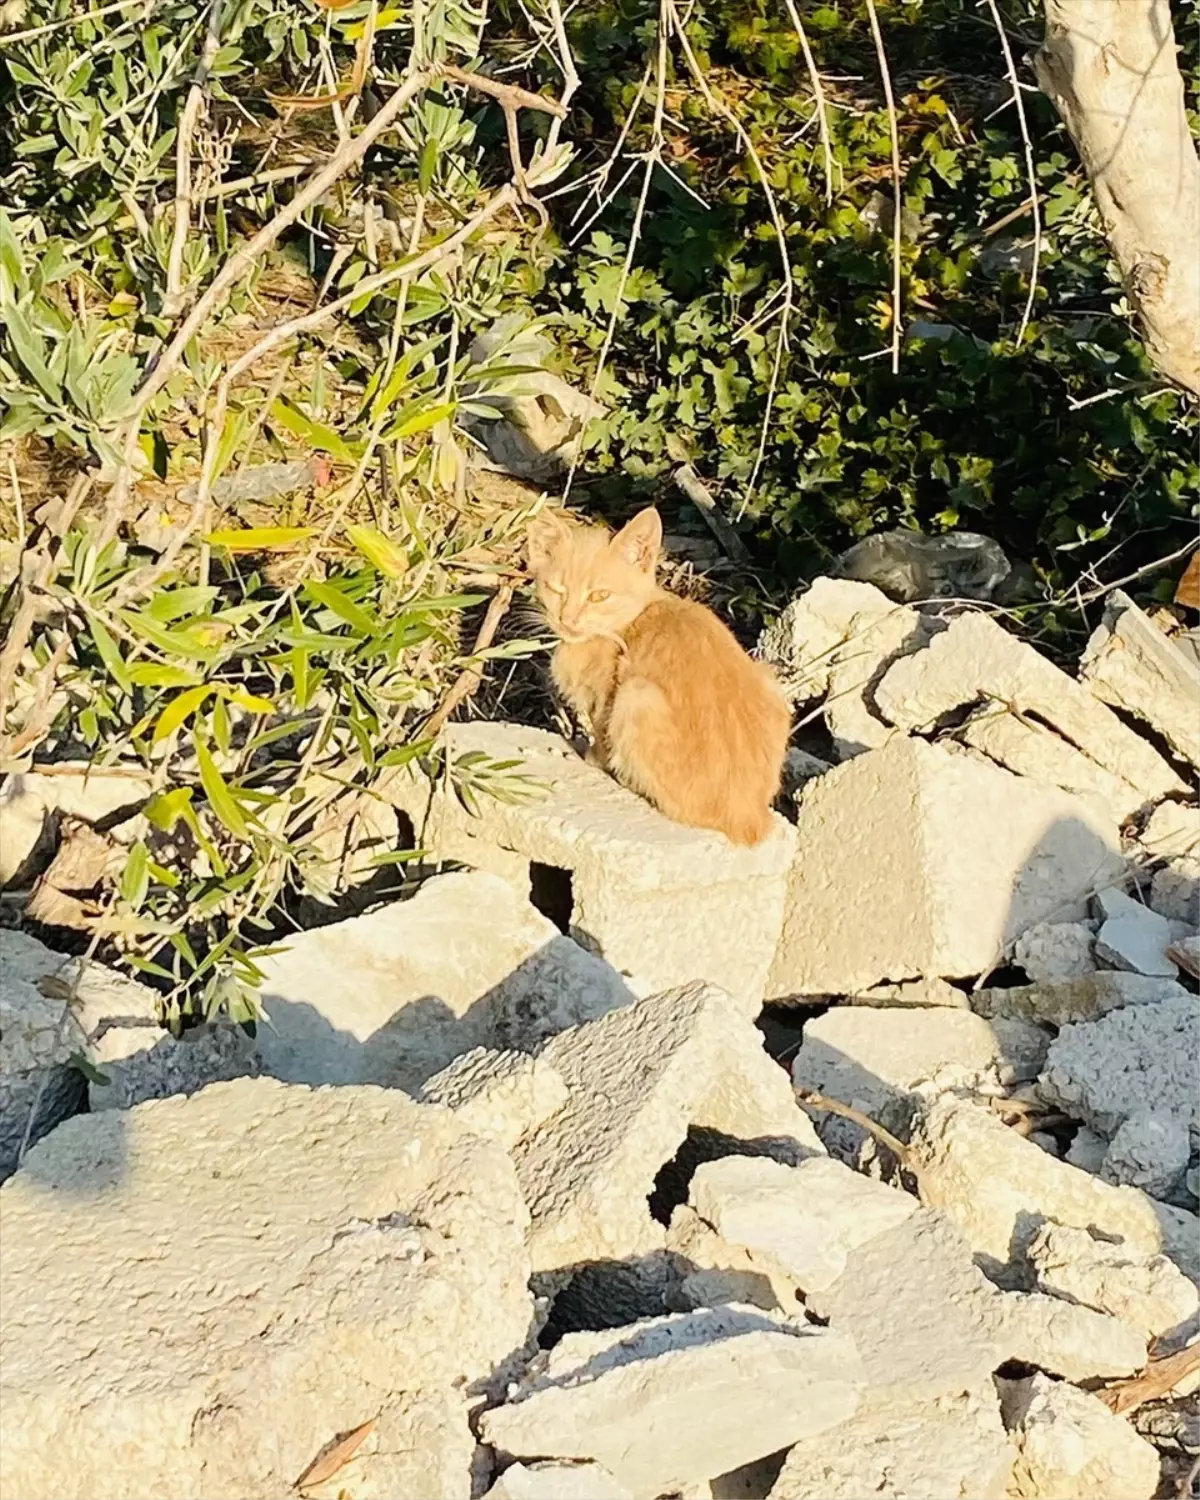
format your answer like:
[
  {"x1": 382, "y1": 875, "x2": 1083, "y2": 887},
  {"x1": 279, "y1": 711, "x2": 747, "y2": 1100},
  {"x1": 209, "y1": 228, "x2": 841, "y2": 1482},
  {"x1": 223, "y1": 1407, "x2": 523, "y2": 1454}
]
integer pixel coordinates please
[{"x1": 527, "y1": 506, "x2": 790, "y2": 845}]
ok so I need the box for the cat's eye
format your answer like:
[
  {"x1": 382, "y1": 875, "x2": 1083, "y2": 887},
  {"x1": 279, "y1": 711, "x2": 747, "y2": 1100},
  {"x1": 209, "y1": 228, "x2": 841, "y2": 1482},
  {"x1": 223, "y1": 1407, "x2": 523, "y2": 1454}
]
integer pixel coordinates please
[{"x1": 588, "y1": 589, "x2": 611, "y2": 603}]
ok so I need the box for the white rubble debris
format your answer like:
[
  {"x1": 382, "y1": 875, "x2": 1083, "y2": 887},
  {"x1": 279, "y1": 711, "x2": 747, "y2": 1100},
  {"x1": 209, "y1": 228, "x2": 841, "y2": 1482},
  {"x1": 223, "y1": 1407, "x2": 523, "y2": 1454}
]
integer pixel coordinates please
[
  {"x1": 1134, "y1": 800, "x2": 1200, "y2": 925},
  {"x1": 1001, "y1": 1373, "x2": 1160, "y2": 1500},
  {"x1": 873, "y1": 609, "x2": 1186, "y2": 805},
  {"x1": 1101, "y1": 1113, "x2": 1192, "y2": 1199},
  {"x1": 0, "y1": 767, "x2": 152, "y2": 886},
  {"x1": 687, "y1": 1154, "x2": 917, "y2": 1293},
  {"x1": 666, "y1": 1204, "x2": 792, "y2": 1314},
  {"x1": 479, "y1": 1306, "x2": 864, "y2": 1500},
  {"x1": 971, "y1": 969, "x2": 1187, "y2": 1026},
  {"x1": 0, "y1": 1079, "x2": 534, "y2": 1500},
  {"x1": 382, "y1": 722, "x2": 795, "y2": 1013},
  {"x1": 1027, "y1": 1222, "x2": 1199, "y2": 1338},
  {"x1": 254, "y1": 870, "x2": 633, "y2": 1092},
  {"x1": 1094, "y1": 886, "x2": 1177, "y2": 977},
  {"x1": 482, "y1": 1462, "x2": 633, "y2": 1500},
  {"x1": 847, "y1": 976, "x2": 970, "y2": 1007},
  {"x1": 420, "y1": 1047, "x2": 567, "y2": 1151},
  {"x1": 509, "y1": 981, "x2": 823, "y2": 1275},
  {"x1": 1013, "y1": 921, "x2": 1096, "y2": 982},
  {"x1": 768, "y1": 1385, "x2": 1015, "y2": 1500},
  {"x1": 990, "y1": 1291, "x2": 1148, "y2": 1381},
  {"x1": 769, "y1": 736, "x2": 1124, "y2": 997},
  {"x1": 1080, "y1": 590, "x2": 1200, "y2": 770},
  {"x1": 791, "y1": 1005, "x2": 1025, "y2": 1118}
]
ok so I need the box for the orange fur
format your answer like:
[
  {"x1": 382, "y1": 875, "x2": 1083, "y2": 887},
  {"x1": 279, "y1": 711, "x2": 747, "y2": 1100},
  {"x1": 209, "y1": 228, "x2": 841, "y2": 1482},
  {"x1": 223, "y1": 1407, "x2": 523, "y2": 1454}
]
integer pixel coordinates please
[{"x1": 526, "y1": 506, "x2": 791, "y2": 845}]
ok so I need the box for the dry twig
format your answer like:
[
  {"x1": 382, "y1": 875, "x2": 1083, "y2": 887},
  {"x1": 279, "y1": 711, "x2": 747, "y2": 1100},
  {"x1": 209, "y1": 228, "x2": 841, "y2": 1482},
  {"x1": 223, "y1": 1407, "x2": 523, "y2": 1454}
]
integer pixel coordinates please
[
  {"x1": 794, "y1": 1084, "x2": 920, "y2": 1187},
  {"x1": 674, "y1": 464, "x2": 750, "y2": 564},
  {"x1": 781, "y1": 0, "x2": 835, "y2": 204},
  {"x1": 1097, "y1": 1343, "x2": 1199, "y2": 1417},
  {"x1": 863, "y1": 0, "x2": 902, "y2": 374},
  {"x1": 424, "y1": 582, "x2": 516, "y2": 739},
  {"x1": 163, "y1": 0, "x2": 225, "y2": 318},
  {"x1": 983, "y1": 0, "x2": 1041, "y2": 344}
]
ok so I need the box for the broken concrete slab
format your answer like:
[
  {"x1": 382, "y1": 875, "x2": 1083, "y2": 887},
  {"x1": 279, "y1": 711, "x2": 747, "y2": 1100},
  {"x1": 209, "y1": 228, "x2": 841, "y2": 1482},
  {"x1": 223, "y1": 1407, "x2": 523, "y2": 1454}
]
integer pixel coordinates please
[
  {"x1": 791, "y1": 1004, "x2": 1017, "y2": 1120},
  {"x1": 0, "y1": 767, "x2": 152, "y2": 886},
  {"x1": 1065, "y1": 1124, "x2": 1109, "y2": 1174},
  {"x1": 479, "y1": 1306, "x2": 864, "y2": 1500},
  {"x1": 1101, "y1": 1112, "x2": 1192, "y2": 1199},
  {"x1": 1151, "y1": 855, "x2": 1199, "y2": 925},
  {"x1": 1038, "y1": 993, "x2": 1198, "y2": 1141},
  {"x1": 1027, "y1": 1222, "x2": 1198, "y2": 1338},
  {"x1": 1094, "y1": 886, "x2": 1177, "y2": 976},
  {"x1": 847, "y1": 976, "x2": 971, "y2": 1008},
  {"x1": 1013, "y1": 921, "x2": 1096, "y2": 982},
  {"x1": 0, "y1": 1079, "x2": 534, "y2": 1500},
  {"x1": 909, "y1": 1095, "x2": 1164, "y2": 1282},
  {"x1": 1001, "y1": 1373, "x2": 1160, "y2": 1500},
  {"x1": 665, "y1": 1205, "x2": 789, "y2": 1314},
  {"x1": 420, "y1": 1047, "x2": 567, "y2": 1151},
  {"x1": 874, "y1": 609, "x2": 1186, "y2": 805},
  {"x1": 509, "y1": 981, "x2": 824, "y2": 1275},
  {"x1": 87, "y1": 1016, "x2": 259, "y2": 1113},
  {"x1": 768, "y1": 1385, "x2": 1014, "y2": 1500},
  {"x1": 482, "y1": 1462, "x2": 633, "y2": 1500},
  {"x1": 687, "y1": 1154, "x2": 917, "y2": 1294},
  {"x1": 990, "y1": 1290, "x2": 1148, "y2": 1381},
  {"x1": 382, "y1": 723, "x2": 795, "y2": 1013},
  {"x1": 254, "y1": 870, "x2": 634, "y2": 1093},
  {"x1": 1080, "y1": 589, "x2": 1200, "y2": 770},
  {"x1": 972, "y1": 970, "x2": 1187, "y2": 1027},
  {"x1": 768, "y1": 737, "x2": 1125, "y2": 997},
  {"x1": 807, "y1": 1209, "x2": 1001, "y2": 1403}
]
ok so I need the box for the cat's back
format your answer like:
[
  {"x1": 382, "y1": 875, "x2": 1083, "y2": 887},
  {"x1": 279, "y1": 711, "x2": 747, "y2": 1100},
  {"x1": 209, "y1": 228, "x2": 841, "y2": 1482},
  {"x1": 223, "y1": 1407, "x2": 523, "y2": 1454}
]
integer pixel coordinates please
[{"x1": 623, "y1": 594, "x2": 786, "y2": 718}]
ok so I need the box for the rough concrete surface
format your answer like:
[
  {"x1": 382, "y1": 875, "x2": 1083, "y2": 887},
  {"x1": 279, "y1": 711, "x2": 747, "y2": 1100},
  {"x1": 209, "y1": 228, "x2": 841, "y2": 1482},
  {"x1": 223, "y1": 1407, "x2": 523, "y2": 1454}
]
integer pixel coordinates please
[
  {"x1": 769, "y1": 737, "x2": 1124, "y2": 997},
  {"x1": 480, "y1": 1306, "x2": 864, "y2": 1500},
  {"x1": 420, "y1": 1047, "x2": 568, "y2": 1150},
  {"x1": 1002, "y1": 1373, "x2": 1160, "y2": 1500},
  {"x1": 510, "y1": 981, "x2": 824, "y2": 1274},
  {"x1": 1027, "y1": 1222, "x2": 1198, "y2": 1338},
  {"x1": 382, "y1": 722, "x2": 796, "y2": 1013},
  {"x1": 972, "y1": 970, "x2": 1187, "y2": 1027},
  {"x1": 482, "y1": 1462, "x2": 633, "y2": 1500},
  {"x1": 1013, "y1": 921, "x2": 1096, "y2": 982},
  {"x1": 254, "y1": 870, "x2": 633, "y2": 1092},
  {"x1": 0, "y1": 1079, "x2": 534, "y2": 1500}
]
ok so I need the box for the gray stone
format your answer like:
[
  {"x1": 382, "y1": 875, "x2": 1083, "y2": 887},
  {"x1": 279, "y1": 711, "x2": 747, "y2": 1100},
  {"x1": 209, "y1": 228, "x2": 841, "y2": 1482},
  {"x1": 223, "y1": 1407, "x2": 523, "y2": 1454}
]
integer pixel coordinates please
[
  {"x1": 1013, "y1": 921, "x2": 1096, "y2": 982},
  {"x1": 1065, "y1": 1125, "x2": 1109, "y2": 1174},
  {"x1": 768, "y1": 1385, "x2": 1014, "y2": 1500},
  {"x1": 1151, "y1": 856, "x2": 1199, "y2": 925},
  {"x1": 769, "y1": 737, "x2": 1125, "y2": 997},
  {"x1": 1027, "y1": 1222, "x2": 1198, "y2": 1338},
  {"x1": 687, "y1": 1154, "x2": 917, "y2": 1293},
  {"x1": 483, "y1": 1463, "x2": 633, "y2": 1500},
  {"x1": 88, "y1": 1017, "x2": 259, "y2": 1113},
  {"x1": 973, "y1": 970, "x2": 1187, "y2": 1027},
  {"x1": 510, "y1": 982, "x2": 824, "y2": 1275},
  {"x1": 479, "y1": 1306, "x2": 864, "y2": 1500},
  {"x1": 779, "y1": 747, "x2": 832, "y2": 801},
  {"x1": 1001, "y1": 1373, "x2": 1160, "y2": 1500},
  {"x1": 420, "y1": 1048, "x2": 567, "y2": 1151},
  {"x1": 874, "y1": 610, "x2": 1186, "y2": 805},
  {"x1": 1094, "y1": 886, "x2": 1177, "y2": 976},
  {"x1": 0, "y1": 1079, "x2": 534, "y2": 1500},
  {"x1": 1101, "y1": 1113, "x2": 1192, "y2": 1199},
  {"x1": 254, "y1": 870, "x2": 634, "y2": 1093},
  {"x1": 382, "y1": 723, "x2": 795, "y2": 1014},
  {"x1": 1038, "y1": 994, "x2": 1198, "y2": 1140},
  {"x1": 1080, "y1": 589, "x2": 1200, "y2": 770}
]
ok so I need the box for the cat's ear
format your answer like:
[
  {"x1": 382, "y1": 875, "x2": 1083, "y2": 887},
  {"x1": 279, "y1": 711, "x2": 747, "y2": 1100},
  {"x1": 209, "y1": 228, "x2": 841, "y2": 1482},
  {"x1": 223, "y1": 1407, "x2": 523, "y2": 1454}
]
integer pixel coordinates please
[
  {"x1": 526, "y1": 510, "x2": 569, "y2": 574},
  {"x1": 610, "y1": 507, "x2": 662, "y2": 572}
]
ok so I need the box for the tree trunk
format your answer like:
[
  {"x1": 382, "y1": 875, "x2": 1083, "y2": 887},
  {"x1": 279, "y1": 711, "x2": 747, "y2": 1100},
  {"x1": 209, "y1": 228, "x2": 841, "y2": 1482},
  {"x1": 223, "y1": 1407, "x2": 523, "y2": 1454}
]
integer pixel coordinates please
[{"x1": 1036, "y1": 0, "x2": 1200, "y2": 396}]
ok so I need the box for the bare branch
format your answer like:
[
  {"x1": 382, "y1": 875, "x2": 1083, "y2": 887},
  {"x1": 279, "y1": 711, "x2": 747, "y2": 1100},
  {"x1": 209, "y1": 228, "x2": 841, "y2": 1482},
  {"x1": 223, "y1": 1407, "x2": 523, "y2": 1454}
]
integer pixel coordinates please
[
  {"x1": 163, "y1": 0, "x2": 224, "y2": 319},
  {"x1": 781, "y1": 0, "x2": 835, "y2": 204},
  {"x1": 984, "y1": 0, "x2": 1041, "y2": 345},
  {"x1": 864, "y1": 0, "x2": 902, "y2": 374},
  {"x1": 425, "y1": 582, "x2": 516, "y2": 739}
]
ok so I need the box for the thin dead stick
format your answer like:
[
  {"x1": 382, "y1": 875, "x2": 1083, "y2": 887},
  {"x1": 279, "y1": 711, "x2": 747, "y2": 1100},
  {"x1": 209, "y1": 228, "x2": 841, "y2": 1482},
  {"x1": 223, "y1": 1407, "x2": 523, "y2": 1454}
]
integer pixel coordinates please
[
  {"x1": 1097, "y1": 1343, "x2": 1199, "y2": 1417},
  {"x1": 794, "y1": 1084, "x2": 919, "y2": 1184},
  {"x1": 983, "y1": 0, "x2": 1040, "y2": 344},
  {"x1": 424, "y1": 582, "x2": 516, "y2": 739},
  {"x1": 674, "y1": 464, "x2": 750, "y2": 564},
  {"x1": 163, "y1": 0, "x2": 225, "y2": 318},
  {"x1": 440, "y1": 63, "x2": 567, "y2": 118},
  {"x1": 864, "y1": 0, "x2": 902, "y2": 374},
  {"x1": 781, "y1": 0, "x2": 834, "y2": 204}
]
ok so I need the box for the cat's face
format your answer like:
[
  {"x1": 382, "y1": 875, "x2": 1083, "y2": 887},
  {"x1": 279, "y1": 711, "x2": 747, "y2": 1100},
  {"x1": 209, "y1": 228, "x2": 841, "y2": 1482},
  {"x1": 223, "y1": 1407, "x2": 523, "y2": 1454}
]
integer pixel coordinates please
[{"x1": 527, "y1": 507, "x2": 662, "y2": 642}]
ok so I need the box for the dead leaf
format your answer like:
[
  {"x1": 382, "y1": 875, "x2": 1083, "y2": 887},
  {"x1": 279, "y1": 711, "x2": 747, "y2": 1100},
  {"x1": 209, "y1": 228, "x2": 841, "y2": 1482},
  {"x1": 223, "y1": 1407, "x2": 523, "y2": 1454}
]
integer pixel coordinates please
[
  {"x1": 295, "y1": 1417, "x2": 377, "y2": 1491},
  {"x1": 1175, "y1": 552, "x2": 1200, "y2": 610}
]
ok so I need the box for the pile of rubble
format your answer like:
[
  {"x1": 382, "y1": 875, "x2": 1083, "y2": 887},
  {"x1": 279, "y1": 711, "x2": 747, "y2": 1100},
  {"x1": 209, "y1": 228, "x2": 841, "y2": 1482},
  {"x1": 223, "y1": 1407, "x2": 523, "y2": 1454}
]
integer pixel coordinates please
[{"x1": 0, "y1": 576, "x2": 1196, "y2": 1500}]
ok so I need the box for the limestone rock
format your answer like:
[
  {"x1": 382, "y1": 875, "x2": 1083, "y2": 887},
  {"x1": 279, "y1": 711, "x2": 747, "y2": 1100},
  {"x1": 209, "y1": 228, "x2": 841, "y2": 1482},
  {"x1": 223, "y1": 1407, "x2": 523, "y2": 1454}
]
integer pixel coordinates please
[
  {"x1": 88, "y1": 1016, "x2": 259, "y2": 1113},
  {"x1": 769, "y1": 737, "x2": 1124, "y2": 998},
  {"x1": 479, "y1": 1306, "x2": 864, "y2": 1500},
  {"x1": 509, "y1": 981, "x2": 824, "y2": 1275},
  {"x1": 0, "y1": 767, "x2": 151, "y2": 886},
  {"x1": 1038, "y1": 994, "x2": 1198, "y2": 1141},
  {"x1": 874, "y1": 610, "x2": 1186, "y2": 805},
  {"x1": 909, "y1": 1095, "x2": 1164, "y2": 1282},
  {"x1": 972, "y1": 970, "x2": 1186, "y2": 1027},
  {"x1": 989, "y1": 1291, "x2": 1148, "y2": 1381},
  {"x1": 1101, "y1": 1113, "x2": 1192, "y2": 1199},
  {"x1": 791, "y1": 1005, "x2": 1032, "y2": 1119},
  {"x1": 1151, "y1": 856, "x2": 1200, "y2": 925},
  {"x1": 482, "y1": 1463, "x2": 633, "y2": 1500},
  {"x1": 807, "y1": 1208, "x2": 1001, "y2": 1403},
  {"x1": 687, "y1": 1154, "x2": 917, "y2": 1293},
  {"x1": 1027, "y1": 1223, "x2": 1198, "y2": 1338},
  {"x1": 768, "y1": 1385, "x2": 1014, "y2": 1500},
  {"x1": 382, "y1": 723, "x2": 795, "y2": 1013},
  {"x1": 1094, "y1": 886, "x2": 1177, "y2": 976},
  {"x1": 420, "y1": 1047, "x2": 567, "y2": 1150},
  {"x1": 1080, "y1": 590, "x2": 1200, "y2": 770},
  {"x1": 0, "y1": 1079, "x2": 534, "y2": 1500},
  {"x1": 1136, "y1": 799, "x2": 1200, "y2": 863},
  {"x1": 779, "y1": 747, "x2": 831, "y2": 801},
  {"x1": 665, "y1": 1205, "x2": 789, "y2": 1314},
  {"x1": 1002, "y1": 1373, "x2": 1160, "y2": 1500},
  {"x1": 254, "y1": 870, "x2": 633, "y2": 1093},
  {"x1": 1013, "y1": 921, "x2": 1096, "y2": 982}
]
